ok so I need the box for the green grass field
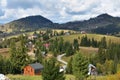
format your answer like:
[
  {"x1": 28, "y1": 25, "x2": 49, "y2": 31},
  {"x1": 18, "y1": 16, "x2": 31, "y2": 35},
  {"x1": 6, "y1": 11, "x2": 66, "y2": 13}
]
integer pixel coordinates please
[
  {"x1": 7, "y1": 74, "x2": 42, "y2": 80},
  {"x1": 62, "y1": 47, "x2": 98, "y2": 63},
  {"x1": 7, "y1": 74, "x2": 75, "y2": 80},
  {"x1": 52, "y1": 33, "x2": 120, "y2": 44},
  {"x1": 7, "y1": 73, "x2": 120, "y2": 80}
]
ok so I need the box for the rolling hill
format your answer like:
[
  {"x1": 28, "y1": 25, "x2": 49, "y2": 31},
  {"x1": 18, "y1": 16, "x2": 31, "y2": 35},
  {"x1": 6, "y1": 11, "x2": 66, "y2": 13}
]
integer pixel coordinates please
[
  {"x1": 59, "y1": 14, "x2": 120, "y2": 34},
  {"x1": 0, "y1": 15, "x2": 54, "y2": 32},
  {"x1": 1, "y1": 13, "x2": 120, "y2": 34},
  {"x1": 51, "y1": 33, "x2": 120, "y2": 44}
]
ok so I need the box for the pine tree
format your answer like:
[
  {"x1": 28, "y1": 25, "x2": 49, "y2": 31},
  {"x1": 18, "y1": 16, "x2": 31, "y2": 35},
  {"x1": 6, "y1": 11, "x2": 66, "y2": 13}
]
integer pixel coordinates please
[
  {"x1": 73, "y1": 39, "x2": 79, "y2": 51},
  {"x1": 58, "y1": 37, "x2": 64, "y2": 53},
  {"x1": 80, "y1": 35, "x2": 90, "y2": 47},
  {"x1": 42, "y1": 58, "x2": 65, "y2": 80},
  {"x1": 96, "y1": 45, "x2": 106, "y2": 64},
  {"x1": 64, "y1": 41, "x2": 74, "y2": 56},
  {"x1": 112, "y1": 53, "x2": 118, "y2": 74},
  {"x1": 35, "y1": 49, "x2": 43, "y2": 63},
  {"x1": 66, "y1": 43, "x2": 74, "y2": 56},
  {"x1": 72, "y1": 53, "x2": 89, "y2": 80},
  {"x1": 100, "y1": 37, "x2": 107, "y2": 48},
  {"x1": 0, "y1": 55, "x2": 13, "y2": 74},
  {"x1": 104, "y1": 60, "x2": 114, "y2": 75},
  {"x1": 91, "y1": 38, "x2": 98, "y2": 47},
  {"x1": 10, "y1": 35, "x2": 30, "y2": 74},
  {"x1": 66, "y1": 57, "x2": 73, "y2": 74}
]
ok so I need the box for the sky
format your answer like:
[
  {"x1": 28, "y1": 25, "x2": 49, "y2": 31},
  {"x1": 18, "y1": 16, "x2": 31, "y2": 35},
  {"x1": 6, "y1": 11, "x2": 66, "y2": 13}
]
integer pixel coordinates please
[{"x1": 0, "y1": 0, "x2": 120, "y2": 24}]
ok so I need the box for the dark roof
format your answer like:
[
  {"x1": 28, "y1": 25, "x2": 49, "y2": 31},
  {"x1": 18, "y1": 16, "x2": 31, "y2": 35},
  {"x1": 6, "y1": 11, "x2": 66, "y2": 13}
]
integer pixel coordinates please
[{"x1": 29, "y1": 63, "x2": 43, "y2": 71}]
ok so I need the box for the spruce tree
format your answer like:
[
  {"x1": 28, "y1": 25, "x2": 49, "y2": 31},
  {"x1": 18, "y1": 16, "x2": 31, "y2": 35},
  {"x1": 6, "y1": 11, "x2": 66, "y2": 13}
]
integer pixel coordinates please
[
  {"x1": 35, "y1": 49, "x2": 43, "y2": 63},
  {"x1": 72, "y1": 52, "x2": 89, "y2": 80},
  {"x1": 97, "y1": 46, "x2": 106, "y2": 64},
  {"x1": 66, "y1": 57, "x2": 73, "y2": 74},
  {"x1": 100, "y1": 37, "x2": 107, "y2": 48},
  {"x1": 42, "y1": 58, "x2": 65, "y2": 80},
  {"x1": 112, "y1": 53, "x2": 118, "y2": 74},
  {"x1": 58, "y1": 37, "x2": 64, "y2": 53},
  {"x1": 66, "y1": 43, "x2": 74, "y2": 56},
  {"x1": 73, "y1": 39, "x2": 79, "y2": 51},
  {"x1": 10, "y1": 35, "x2": 30, "y2": 74}
]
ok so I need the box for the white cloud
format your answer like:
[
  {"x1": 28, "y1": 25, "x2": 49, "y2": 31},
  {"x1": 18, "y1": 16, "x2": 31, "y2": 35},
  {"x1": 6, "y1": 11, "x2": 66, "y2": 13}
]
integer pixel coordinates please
[
  {"x1": 0, "y1": 0, "x2": 7, "y2": 7},
  {"x1": 0, "y1": 0, "x2": 120, "y2": 23}
]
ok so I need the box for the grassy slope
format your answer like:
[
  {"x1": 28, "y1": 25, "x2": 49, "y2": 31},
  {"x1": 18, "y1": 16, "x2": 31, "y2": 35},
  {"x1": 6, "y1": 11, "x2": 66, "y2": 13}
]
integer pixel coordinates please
[
  {"x1": 0, "y1": 48, "x2": 9, "y2": 58},
  {"x1": 7, "y1": 74, "x2": 75, "y2": 80},
  {"x1": 52, "y1": 33, "x2": 120, "y2": 44},
  {"x1": 6, "y1": 29, "x2": 76, "y2": 39},
  {"x1": 7, "y1": 73, "x2": 120, "y2": 80},
  {"x1": 7, "y1": 75, "x2": 42, "y2": 80},
  {"x1": 62, "y1": 47, "x2": 98, "y2": 62}
]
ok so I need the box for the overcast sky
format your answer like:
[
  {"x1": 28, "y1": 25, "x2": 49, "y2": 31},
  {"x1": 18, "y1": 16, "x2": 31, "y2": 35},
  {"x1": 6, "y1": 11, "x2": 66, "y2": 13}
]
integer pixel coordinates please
[{"x1": 0, "y1": 0, "x2": 120, "y2": 23}]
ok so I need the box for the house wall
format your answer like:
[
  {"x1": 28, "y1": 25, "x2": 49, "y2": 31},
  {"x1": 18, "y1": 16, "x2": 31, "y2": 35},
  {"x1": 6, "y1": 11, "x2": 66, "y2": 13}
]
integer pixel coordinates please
[
  {"x1": 24, "y1": 66, "x2": 41, "y2": 76},
  {"x1": 24, "y1": 66, "x2": 35, "y2": 76}
]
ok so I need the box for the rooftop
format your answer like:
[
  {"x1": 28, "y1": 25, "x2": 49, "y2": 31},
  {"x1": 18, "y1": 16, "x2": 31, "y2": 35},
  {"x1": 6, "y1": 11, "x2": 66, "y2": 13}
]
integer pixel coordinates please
[{"x1": 29, "y1": 63, "x2": 43, "y2": 71}]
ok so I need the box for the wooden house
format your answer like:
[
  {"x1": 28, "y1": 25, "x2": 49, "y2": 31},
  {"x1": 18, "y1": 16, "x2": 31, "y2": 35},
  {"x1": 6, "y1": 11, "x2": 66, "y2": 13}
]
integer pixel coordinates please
[{"x1": 24, "y1": 63, "x2": 43, "y2": 76}]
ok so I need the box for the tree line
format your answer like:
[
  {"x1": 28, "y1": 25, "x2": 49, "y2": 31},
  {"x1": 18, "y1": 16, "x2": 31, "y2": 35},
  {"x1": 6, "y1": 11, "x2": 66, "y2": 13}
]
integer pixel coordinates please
[{"x1": 90, "y1": 39, "x2": 120, "y2": 75}]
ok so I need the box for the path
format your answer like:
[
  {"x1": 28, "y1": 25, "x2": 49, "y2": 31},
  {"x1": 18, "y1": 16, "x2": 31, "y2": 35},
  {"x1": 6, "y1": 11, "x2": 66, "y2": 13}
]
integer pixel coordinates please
[
  {"x1": 57, "y1": 54, "x2": 67, "y2": 65},
  {"x1": 57, "y1": 54, "x2": 68, "y2": 72}
]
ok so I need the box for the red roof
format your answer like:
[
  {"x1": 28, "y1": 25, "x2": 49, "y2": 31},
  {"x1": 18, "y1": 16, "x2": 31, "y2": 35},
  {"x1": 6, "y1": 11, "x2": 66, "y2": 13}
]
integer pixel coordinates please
[{"x1": 43, "y1": 43, "x2": 50, "y2": 48}]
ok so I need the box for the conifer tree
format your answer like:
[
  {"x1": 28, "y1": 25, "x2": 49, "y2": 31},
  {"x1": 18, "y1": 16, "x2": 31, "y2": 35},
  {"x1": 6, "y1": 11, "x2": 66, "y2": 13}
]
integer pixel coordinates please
[
  {"x1": 73, "y1": 39, "x2": 79, "y2": 51},
  {"x1": 66, "y1": 57, "x2": 73, "y2": 74},
  {"x1": 10, "y1": 35, "x2": 30, "y2": 74},
  {"x1": 58, "y1": 37, "x2": 64, "y2": 53},
  {"x1": 42, "y1": 58, "x2": 65, "y2": 80},
  {"x1": 100, "y1": 37, "x2": 107, "y2": 48},
  {"x1": 35, "y1": 49, "x2": 43, "y2": 63},
  {"x1": 72, "y1": 53, "x2": 89, "y2": 80},
  {"x1": 66, "y1": 43, "x2": 74, "y2": 56},
  {"x1": 112, "y1": 53, "x2": 118, "y2": 74},
  {"x1": 97, "y1": 46, "x2": 106, "y2": 64}
]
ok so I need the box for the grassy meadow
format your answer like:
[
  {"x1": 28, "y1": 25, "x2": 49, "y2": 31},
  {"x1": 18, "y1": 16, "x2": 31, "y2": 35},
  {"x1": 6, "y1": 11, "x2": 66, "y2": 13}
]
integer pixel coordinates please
[
  {"x1": 62, "y1": 47, "x2": 98, "y2": 62},
  {"x1": 0, "y1": 48, "x2": 9, "y2": 58},
  {"x1": 7, "y1": 74, "x2": 75, "y2": 80},
  {"x1": 52, "y1": 33, "x2": 120, "y2": 44},
  {"x1": 7, "y1": 73, "x2": 120, "y2": 80}
]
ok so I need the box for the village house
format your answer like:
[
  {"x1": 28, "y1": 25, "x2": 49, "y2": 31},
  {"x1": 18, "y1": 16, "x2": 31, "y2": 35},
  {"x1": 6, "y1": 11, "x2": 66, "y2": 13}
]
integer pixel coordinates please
[
  {"x1": 24, "y1": 63, "x2": 43, "y2": 76},
  {"x1": 28, "y1": 34, "x2": 38, "y2": 40},
  {"x1": 65, "y1": 32, "x2": 70, "y2": 35},
  {"x1": 41, "y1": 51, "x2": 47, "y2": 57},
  {"x1": 43, "y1": 43, "x2": 50, "y2": 49},
  {"x1": 81, "y1": 31, "x2": 86, "y2": 34},
  {"x1": 88, "y1": 64, "x2": 97, "y2": 75},
  {"x1": 26, "y1": 41, "x2": 34, "y2": 51}
]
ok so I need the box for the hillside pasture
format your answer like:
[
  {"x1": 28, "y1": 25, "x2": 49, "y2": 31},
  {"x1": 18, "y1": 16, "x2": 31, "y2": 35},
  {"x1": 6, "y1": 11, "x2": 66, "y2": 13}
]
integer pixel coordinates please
[
  {"x1": 52, "y1": 33, "x2": 120, "y2": 44},
  {"x1": 62, "y1": 47, "x2": 98, "y2": 62},
  {"x1": 0, "y1": 48, "x2": 9, "y2": 58},
  {"x1": 52, "y1": 29, "x2": 76, "y2": 33},
  {"x1": 7, "y1": 74, "x2": 75, "y2": 80},
  {"x1": 7, "y1": 73, "x2": 120, "y2": 80}
]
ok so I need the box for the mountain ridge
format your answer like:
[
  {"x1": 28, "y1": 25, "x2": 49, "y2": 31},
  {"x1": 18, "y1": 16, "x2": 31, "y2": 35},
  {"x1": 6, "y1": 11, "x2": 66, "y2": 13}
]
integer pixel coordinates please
[
  {"x1": 0, "y1": 15, "x2": 54, "y2": 32},
  {"x1": 58, "y1": 13, "x2": 120, "y2": 34},
  {"x1": 0, "y1": 13, "x2": 120, "y2": 34}
]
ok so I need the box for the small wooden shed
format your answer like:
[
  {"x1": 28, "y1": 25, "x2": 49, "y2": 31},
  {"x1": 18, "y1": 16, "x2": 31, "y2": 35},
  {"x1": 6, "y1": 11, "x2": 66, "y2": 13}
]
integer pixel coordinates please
[{"x1": 24, "y1": 63, "x2": 43, "y2": 76}]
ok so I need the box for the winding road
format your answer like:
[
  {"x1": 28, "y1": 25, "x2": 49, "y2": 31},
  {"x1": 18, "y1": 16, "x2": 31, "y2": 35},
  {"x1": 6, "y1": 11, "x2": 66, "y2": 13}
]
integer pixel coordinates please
[
  {"x1": 57, "y1": 54, "x2": 68, "y2": 71},
  {"x1": 57, "y1": 54, "x2": 67, "y2": 65}
]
